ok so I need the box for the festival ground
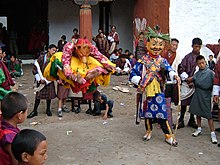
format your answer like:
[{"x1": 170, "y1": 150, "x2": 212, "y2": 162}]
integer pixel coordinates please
[{"x1": 15, "y1": 64, "x2": 220, "y2": 165}]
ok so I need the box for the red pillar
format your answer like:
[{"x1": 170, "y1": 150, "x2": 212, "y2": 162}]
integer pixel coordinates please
[{"x1": 79, "y1": 5, "x2": 92, "y2": 41}]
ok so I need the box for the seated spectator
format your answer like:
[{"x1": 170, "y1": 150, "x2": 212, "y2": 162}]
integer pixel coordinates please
[
  {"x1": 92, "y1": 91, "x2": 114, "y2": 119},
  {"x1": 109, "y1": 49, "x2": 119, "y2": 63},
  {"x1": 0, "y1": 50, "x2": 8, "y2": 66},
  {"x1": 124, "y1": 49, "x2": 130, "y2": 58},
  {"x1": 11, "y1": 129, "x2": 48, "y2": 165},
  {"x1": 129, "y1": 53, "x2": 137, "y2": 68},
  {"x1": 118, "y1": 48, "x2": 123, "y2": 56},
  {"x1": 8, "y1": 55, "x2": 23, "y2": 78},
  {"x1": 115, "y1": 54, "x2": 132, "y2": 75}
]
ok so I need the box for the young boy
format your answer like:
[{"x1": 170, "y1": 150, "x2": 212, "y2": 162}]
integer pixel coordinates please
[
  {"x1": 27, "y1": 44, "x2": 57, "y2": 118},
  {"x1": 92, "y1": 91, "x2": 114, "y2": 120},
  {"x1": 0, "y1": 92, "x2": 28, "y2": 165},
  {"x1": 189, "y1": 55, "x2": 218, "y2": 144},
  {"x1": 11, "y1": 129, "x2": 48, "y2": 165}
]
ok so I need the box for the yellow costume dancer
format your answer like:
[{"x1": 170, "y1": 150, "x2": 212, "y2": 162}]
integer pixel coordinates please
[{"x1": 44, "y1": 38, "x2": 115, "y2": 93}]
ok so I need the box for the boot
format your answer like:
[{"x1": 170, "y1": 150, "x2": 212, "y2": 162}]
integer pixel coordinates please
[
  {"x1": 27, "y1": 111, "x2": 38, "y2": 118},
  {"x1": 165, "y1": 134, "x2": 178, "y2": 146},
  {"x1": 143, "y1": 131, "x2": 152, "y2": 141},
  {"x1": 46, "y1": 109, "x2": 52, "y2": 117}
]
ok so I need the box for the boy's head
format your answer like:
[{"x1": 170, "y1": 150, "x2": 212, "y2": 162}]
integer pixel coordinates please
[
  {"x1": 1, "y1": 92, "x2": 28, "y2": 123},
  {"x1": 10, "y1": 54, "x2": 16, "y2": 62},
  {"x1": 93, "y1": 91, "x2": 101, "y2": 101},
  {"x1": 196, "y1": 55, "x2": 206, "y2": 70},
  {"x1": 61, "y1": 35, "x2": 66, "y2": 41},
  {"x1": 73, "y1": 28, "x2": 78, "y2": 34},
  {"x1": 125, "y1": 50, "x2": 130, "y2": 55},
  {"x1": 12, "y1": 129, "x2": 48, "y2": 165},
  {"x1": 209, "y1": 55, "x2": 213, "y2": 60},
  {"x1": 47, "y1": 44, "x2": 57, "y2": 56},
  {"x1": 192, "y1": 37, "x2": 202, "y2": 55},
  {"x1": 118, "y1": 48, "x2": 123, "y2": 54},
  {"x1": 120, "y1": 54, "x2": 127, "y2": 62},
  {"x1": 129, "y1": 53, "x2": 134, "y2": 59},
  {"x1": 139, "y1": 32, "x2": 144, "y2": 39}
]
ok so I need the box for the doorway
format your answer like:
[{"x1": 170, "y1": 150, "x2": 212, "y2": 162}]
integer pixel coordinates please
[{"x1": 0, "y1": 0, "x2": 48, "y2": 56}]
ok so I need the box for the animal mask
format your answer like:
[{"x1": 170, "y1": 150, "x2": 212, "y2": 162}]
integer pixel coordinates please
[{"x1": 75, "y1": 38, "x2": 92, "y2": 64}]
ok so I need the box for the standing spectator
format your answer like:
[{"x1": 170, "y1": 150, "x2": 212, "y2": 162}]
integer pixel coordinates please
[
  {"x1": 38, "y1": 29, "x2": 48, "y2": 52},
  {"x1": 177, "y1": 38, "x2": 203, "y2": 129},
  {"x1": 0, "y1": 92, "x2": 28, "y2": 165},
  {"x1": 208, "y1": 55, "x2": 215, "y2": 71},
  {"x1": 92, "y1": 28, "x2": 106, "y2": 42},
  {"x1": 71, "y1": 28, "x2": 80, "y2": 40},
  {"x1": 189, "y1": 55, "x2": 218, "y2": 144},
  {"x1": 107, "y1": 25, "x2": 119, "y2": 55},
  {"x1": 161, "y1": 38, "x2": 179, "y2": 66},
  {"x1": 57, "y1": 35, "x2": 67, "y2": 52},
  {"x1": 9, "y1": 27, "x2": 18, "y2": 55},
  {"x1": 161, "y1": 38, "x2": 179, "y2": 128},
  {"x1": 27, "y1": 44, "x2": 57, "y2": 118},
  {"x1": 8, "y1": 55, "x2": 22, "y2": 78},
  {"x1": 93, "y1": 31, "x2": 109, "y2": 57},
  {"x1": 135, "y1": 32, "x2": 147, "y2": 60},
  {"x1": 206, "y1": 39, "x2": 220, "y2": 58}
]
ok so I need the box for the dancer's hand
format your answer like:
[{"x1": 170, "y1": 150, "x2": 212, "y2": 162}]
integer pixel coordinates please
[
  {"x1": 174, "y1": 75, "x2": 180, "y2": 84},
  {"x1": 104, "y1": 64, "x2": 115, "y2": 72},
  {"x1": 137, "y1": 86, "x2": 144, "y2": 93}
]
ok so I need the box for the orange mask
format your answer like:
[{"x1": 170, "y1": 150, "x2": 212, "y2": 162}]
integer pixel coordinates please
[
  {"x1": 146, "y1": 37, "x2": 165, "y2": 57},
  {"x1": 75, "y1": 38, "x2": 92, "y2": 64}
]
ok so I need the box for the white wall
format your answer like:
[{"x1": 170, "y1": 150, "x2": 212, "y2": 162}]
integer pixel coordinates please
[
  {"x1": 170, "y1": 0, "x2": 220, "y2": 66},
  {"x1": 48, "y1": 0, "x2": 134, "y2": 52},
  {"x1": 48, "y1": 0, "x2": 80, "y2": 44},
  {"x1": 0, "y1": 17, "x2": 7, "y2": 29}
]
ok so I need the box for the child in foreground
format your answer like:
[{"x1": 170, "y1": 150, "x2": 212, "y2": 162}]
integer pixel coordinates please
[
  {"x1": 0, "y1": 92, "x2": 28, "y2": 165},
  {"x1": 189, "y1": 55, "x2": 218, "y2": 144},
  {"x1": 11, "y1": 129, "x2": 48, "y2": 165}
]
